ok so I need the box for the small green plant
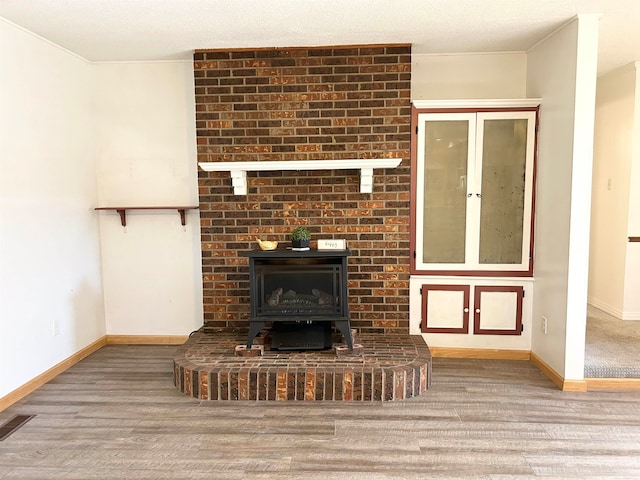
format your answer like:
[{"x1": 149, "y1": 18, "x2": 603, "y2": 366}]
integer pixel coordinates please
[{"x1": 290, "y1": 226, "x2": 311, "y2": 241}]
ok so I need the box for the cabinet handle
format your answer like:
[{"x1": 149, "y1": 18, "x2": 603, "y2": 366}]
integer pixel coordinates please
[
  {"x1": 476, "y1": 193, "x2": 482, "y2": 198},
  {"x1": 475, "y1": 308, "x2": 480, "y2": 313},
  {"x1": 464, "y1": 307, "x2": 469, "y2": 313},
  {"x1": 467, "y1": 193, "x2": 472, "y2": 198}
]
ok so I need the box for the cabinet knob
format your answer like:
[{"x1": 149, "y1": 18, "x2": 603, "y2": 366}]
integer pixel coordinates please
[
  {"x1": 475, "y1": 308, "x2": 480, "y2": 313},
  {"x1": 464, "y1": 307, "x2": 469, "y2": 313}
]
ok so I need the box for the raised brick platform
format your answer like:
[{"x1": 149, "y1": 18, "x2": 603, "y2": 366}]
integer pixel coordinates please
[{"x1": 173, "y1": 327, "x2": 432, "y2": 401}]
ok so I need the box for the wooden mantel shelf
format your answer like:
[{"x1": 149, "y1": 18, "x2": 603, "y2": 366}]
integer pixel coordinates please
[
  {"x1": 198, "y1": 158, "x2": 403, "y2": 195},
  {"x1": 94, "y1": 206, "x2": 199, "y2": 226}
]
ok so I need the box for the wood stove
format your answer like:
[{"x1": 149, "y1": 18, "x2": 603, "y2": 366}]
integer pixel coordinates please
[{"x1": 241, "y1": 249, "x2": 353, "y2": 350}]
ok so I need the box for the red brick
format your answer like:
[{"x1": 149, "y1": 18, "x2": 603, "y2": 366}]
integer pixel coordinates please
[
  {"x1": 234, "y1": 345, "x2": 263, "y2": 357},
  {"x1": 196, "y1": 45, "x2": 411, "y2": 334}
]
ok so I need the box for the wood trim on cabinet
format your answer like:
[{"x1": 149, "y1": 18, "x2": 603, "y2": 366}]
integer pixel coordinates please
[
  {"x1": 421, "y1": 284, "x2": 470, "y2": 334},
  {"x1": 473, "y1": 285, "x2": 523, "y2": 335},
  {"x1": 409, "y1": 105, "x2": 539, "y2": 277},
  {"x1": 528, "y1": 107, "x2": 540, "y2": 275},
  {"x1": 409, "y1": 105, "x2": 419, "y2": 274},
  {"x1": 414, "y1": 269, "x2": 533, "y2": 277}
]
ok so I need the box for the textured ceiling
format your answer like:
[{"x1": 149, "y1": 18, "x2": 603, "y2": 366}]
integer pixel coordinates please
[{"x1": 1, "y1": 0, "x2": 639, "y2": 74}]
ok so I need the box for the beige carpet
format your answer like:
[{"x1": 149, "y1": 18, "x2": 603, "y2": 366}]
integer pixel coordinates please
[{"x1": 585, "y1": 305, "x2": 640, "y2": 378}]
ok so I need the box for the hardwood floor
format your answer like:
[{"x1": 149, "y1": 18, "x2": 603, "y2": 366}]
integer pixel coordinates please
[{"x1": 1, "y1": 345, "x2": 640, "y2": 479}]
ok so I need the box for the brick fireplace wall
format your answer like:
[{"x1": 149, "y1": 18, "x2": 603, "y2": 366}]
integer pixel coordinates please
[{"x1": 194, "y1": 44, "x2": 411, "y2": 334}]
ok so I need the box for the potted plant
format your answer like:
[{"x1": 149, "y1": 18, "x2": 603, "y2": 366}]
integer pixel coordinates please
[{"x1": 290, "y1": 226, "x2": 311, "y2": 248}]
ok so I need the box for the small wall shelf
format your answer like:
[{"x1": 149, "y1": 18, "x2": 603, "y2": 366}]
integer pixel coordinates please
[
  {"x1": 94, "y1": 206, "x2": 199, "y2": 227},
  {"x1": 198, "y1": 158, "x2": 403, "y2": 195}
]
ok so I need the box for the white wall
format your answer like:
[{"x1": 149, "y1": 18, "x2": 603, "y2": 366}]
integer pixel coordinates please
[
  {"x1": 412, "y1": 52, "x2": 527, "y2": 100},
  {"x1": 527, "y1": 16, "x2": 600, "y2": 380},
  {"x1": 93, "y1": 62, "x2": 203, "y2": 336},
  {"x1": 623, "y1": 63, "x2": 640, "y2": 320},
  {"x1": 589, "y1": 63, "x2": 635, "y2": 317},
  {"x1": 0, "y1": 19, "x2": 105, "y2": 398}
]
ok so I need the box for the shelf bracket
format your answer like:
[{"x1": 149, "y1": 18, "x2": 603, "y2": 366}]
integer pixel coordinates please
[
  {"x1": 178, "y1": 209, "x2": 187, "y2": 226},
  {"x1": 116, "y1": 209, "x2": 127, "y2": 227}
]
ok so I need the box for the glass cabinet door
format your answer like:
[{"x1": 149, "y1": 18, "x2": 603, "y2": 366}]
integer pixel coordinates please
[
  {"x1": 415, "y1": 113, "x2": 475, "y2": 268},
  {"x1": 476, "y1": 112, "x2": 535, "y2": 267},
  {"x1": 413, "y1": 110, "x2": 536, "y2": 274}
]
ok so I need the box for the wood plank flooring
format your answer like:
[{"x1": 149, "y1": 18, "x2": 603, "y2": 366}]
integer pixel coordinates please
[{"x1": 1, "y1": 345, "x2": 640, "y2": 479}]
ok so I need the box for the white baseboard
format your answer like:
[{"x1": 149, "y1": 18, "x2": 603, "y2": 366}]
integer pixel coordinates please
[
  {"x1": 588, "y1": 298, "x2": 623, "y2": 319},
  {"x1": 588, "y1": 298, "x2": 640, "y2": 321}
]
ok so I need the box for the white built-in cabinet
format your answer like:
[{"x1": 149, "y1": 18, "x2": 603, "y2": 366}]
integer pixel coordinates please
[
  {"x1": 409, "y1": 276, "x2": 534, "y2": 348},
  {"x1": 413, "y1": 109, "x2": 537, "y2": 274},
  {"x1": 410, "y1": 101, "x2": 539, "y2": 346}
]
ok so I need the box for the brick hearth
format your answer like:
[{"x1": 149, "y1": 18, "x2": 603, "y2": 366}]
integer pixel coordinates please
[
  {"x1": 187, "y1": 44, "x2": 423, "y2": 402},
  {"x1": 174, "y1": 328, "x2": 431, "y2": 401}
]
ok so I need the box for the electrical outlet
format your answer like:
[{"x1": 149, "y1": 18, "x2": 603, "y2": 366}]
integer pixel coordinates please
[{"x1": 541, "y1": 316, "x2": 548, "y2": 335}]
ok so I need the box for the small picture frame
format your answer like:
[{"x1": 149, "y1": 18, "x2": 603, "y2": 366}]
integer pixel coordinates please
[{"x1": 317, "y1": 239, "x2": 347, "y2": 250}]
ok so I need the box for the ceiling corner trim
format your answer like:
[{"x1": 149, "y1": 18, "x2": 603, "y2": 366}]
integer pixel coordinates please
[{"x1": 0, "y1": 16, "x2": 90, "y2": 64}]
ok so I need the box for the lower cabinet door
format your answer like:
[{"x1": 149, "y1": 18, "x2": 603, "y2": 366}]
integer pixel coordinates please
[
  {"x1": 473, "y1": 285, "x2": 523, "y2": 335},
  {"x1": 421, "y1": 284, "x2": 470, "y2": 333},
  {"x1": 420, "y1": 283, "x2": 524, "y2": 336}
]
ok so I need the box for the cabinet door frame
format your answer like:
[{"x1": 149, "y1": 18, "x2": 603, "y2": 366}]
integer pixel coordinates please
[
  {"x1": 473, "y1": 111, "x2": 536, "y2": 271},
  {"x1": 414, "y1": 112, "x2": 476, "y2": 272},
  {"x1": 473, "y1": 285, "x2": 523, "y2": 335},
  {"x1": 410, "y1": 106, "x2": 539, "y2": 277},
  {"x1": 420, "y1": 284, "x2": 470, "y2": 334}
]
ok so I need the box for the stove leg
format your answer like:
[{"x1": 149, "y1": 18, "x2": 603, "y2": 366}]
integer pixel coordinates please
[
  {"x1": 246, "y1": 321, "x2": 265, "y2": 348},
  {"x1": 334, "y1": 320, "x2": 353, "y2": 350}
]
